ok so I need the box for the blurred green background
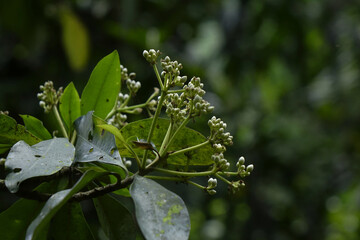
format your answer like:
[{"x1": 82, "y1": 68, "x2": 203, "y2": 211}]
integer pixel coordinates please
[{"x1": 1, "y1": 0, "x2": 360, "y2": 239}]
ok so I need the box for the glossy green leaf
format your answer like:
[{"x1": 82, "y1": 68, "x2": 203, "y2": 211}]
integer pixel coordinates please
[
  {"x1": 60, "y1": 7, "x2": 89, "y2": 71},
  {"x1": 5, "y1": 138, "x2": 75, "y2": 193},
  {"x1": 0, "y1": 182, "x2": 55, "y2": 240},
  {"x1": 20, "y1": 115, "x2": 52, "y2": 140},
  {"x1": 93, "y1": 194, "x2": 137, "y2": 239},
  {"x1": 130, "y1": 175, "x2": 190, "y2": 240},
  {"x1": 0, "y1": 114, "x2": 40, "y2": 153},
  {"x1": 25, "y1": 170, "x2": 106, "y2": 240},
  {"x1": 74, "y1": 111, "x2": 126, "y2": 171},
  {"x1": 119, "y1": 118, "x2": 215, "y2": 165},
  {"x1": 48, "y1": 202, "x2": 94, "y2": 240},
  {"x1": 59, "y1": 82, "x2": 81, "y2": 133},
  {"x1": 80, "y1": 50, "x2": 121, "y2": 119}
]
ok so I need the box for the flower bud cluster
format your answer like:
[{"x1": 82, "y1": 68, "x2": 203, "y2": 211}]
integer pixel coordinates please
[
  {"x1": 107, "y1": 113, "x2": 127, "y2": 128},
  {"x1": 147, "y1": 99, "x2": 157, "y2": 112},
  {"x1": 120, "y1": 64, "x2": 136, "y2": 83},
  {"x1": 143, "y1": 49, "x2": 161, "y2": 65},
  {"x1": 206, "y1": 178, "x2": 217, "y2": 195},
  {"x1": 164, "y1": 93, "x2": 188, "y2": 123},
  {"x1": 126, "y1": 79, "x2": 141, "y2": 94},
  {"x1": 0, "y1": 111, "x2": 9, "y2": 115},
  {"x1": 183, "y1": 77, "x2": 205, "y2": 99},
  {"x1": 37, "y1": 81, "x2": 63, "y2": 113},
  {"x1": 211, "y1": 153, "x2": 230, "y2": 171},
  {"x1": 229, "y1": 180, "x2": 246, "y2": 193},
  {"x1": 160, "y1": 56, "x2": 187, "y2": 87},
  {"x1": 208, "y1": 116, "x2": 233, "y2": 148},
  {"x1": 191, "y1": 94, "x2": 214, "y2": 117},
  {"x1": 236, "y1": 156, "x2": 254, "y2": 177}
]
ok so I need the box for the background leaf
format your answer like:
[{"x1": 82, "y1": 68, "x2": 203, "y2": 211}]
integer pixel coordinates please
[
  {"x1": 20, "y1": 114, "x2": 52, "y2": 140},
  {"x1": 80, "y1": 50, "x2": 121, "y2": 119},
  {"x1": 93, "y1": 194, "x2": 137, "y2": 239},
  {"x1": 74, "y1": 111, "x2": 126, "y2": 171},
  {"x1": 0, "y1": 182, "x2": 55, "y2": 240},
  {"x1": 25, "y1": 170, "x2": 106, "y2": 240},
  {"x1": 48, "y1": 202, "x2": 94, "y2": 240},
  {"x1": 130, "y1": 175, "x2": 190, "y2": 240},
  {"x1": 5, "y1": 138, "x2": 75, "y2": 193},
  {"x1": 59, "y1": 82, "x2": 81, "y2": 133},
  {"x1": 59, "y1": 7, "x2": 89, "y2": 71},
  {"x1": 119, "y1": 118, "x2": 215, "y2": 165},
  {"x1": 0, "y1": 114, "x2": 40, "y2": 154}
]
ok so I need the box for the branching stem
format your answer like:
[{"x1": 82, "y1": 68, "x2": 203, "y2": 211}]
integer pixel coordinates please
[{"x1": 53, "y1": 106, "x2": 68, "y2": 139}]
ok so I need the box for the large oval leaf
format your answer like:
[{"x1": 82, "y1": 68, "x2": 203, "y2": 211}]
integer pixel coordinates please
[
  {"x1": 5, "y1": 138, "x2": 75, "y2": 193},
  {"x1": 25, "y1": 170, "x2": 106, "y2": 240},
  {"x1": 20, "y1": 114, "x2": 52, "y2": 140},
  {"x1": 93, "y1": 194, "x2": 137, "y2": 239},
  {"x1": 74, "y1": 112, "x2": 126, "y2": 171},
  {"x1": 130, "y1": 175, "x2": 190, "y2": 240},
  {"x1": 59, "y1": 82, "x2": 81, "y2": 133},
  {"x1": 48, "y1": 202, "x2": 94, "y2": 240},
  {"x1": 0, "y1": 114, "x2": 40, "y2": 154},
  {"x1": 119, "y1": 118, "x2": 215, "y2": 165},
  {"x1": 80, "y1": 50, "x2": 121, "y2": 119}
]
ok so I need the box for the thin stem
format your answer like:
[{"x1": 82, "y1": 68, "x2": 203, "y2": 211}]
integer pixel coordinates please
[
  {"x1": 141, "y1": 90, "x2": 167, "y2": 169},
  {"x1": 160, "y1": 116, "x2": 190, "y2": 156},
  {"x1": 70, "y1": 130, "x2": 77, "y2": 145},
  {"x1": 153, "y1": 65, "x2": 164, "y2": 90},
  {"x1": 168, "y1": 89, "x2": 185, "y2": 94},
  {"x1": 151, "y1": 166, "x2": 215, "y2": 177},
  {"x1": 145, "y1": 175, "x2": 185, "y2": 182},
  {"x1": 187, "y1": 180, "x2": 206, "y2": 190},
  {"x1": 159, "y1": 121, "x2": 173, "y2": 154},
  {"x1": 53, "y1": 106, "x2": 68, "y2": 139},
  {"x1": 215, "y1": 172, "x2": 232, "y2": 185},
  {"x1": 117, "y1": 102, "x2": 147, "y2": 112},
  {"x1": 168, "y1": 140, "x2": 210, "y2": 157},
  {"x1": 218, "y1": 171, "x2": 239, "y2": 176}
]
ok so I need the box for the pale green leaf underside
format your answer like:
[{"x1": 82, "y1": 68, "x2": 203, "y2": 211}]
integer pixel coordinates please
[
  {"x1": 119, "y1": 118, "x2": 215, "y2": 165},
  {"x1": 5, "y1": 138, "x2": 75, "y2": 193},
  {"x1": 74, "y1": 112, "x2": 126, "y2": 171},
  {"x1": 130, "y1": 175, "x2": 190, "y2": 240}
]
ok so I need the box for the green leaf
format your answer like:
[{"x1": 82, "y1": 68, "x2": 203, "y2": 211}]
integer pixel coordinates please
[
  {"x1": 74, "y1": 111, "x2": 126, "y2": 171},
  {"x1": 48, "y1": 202, "x2": 94, "y2": 240},
  {"x1": 20, "y1": 115, "x2": 52, "y2": 140},
  {"x1": 25, "y1": 169, "x2": 106, "y2": 240},
  {"x1": 80, "y1": 50, "x2": 121, "y2": 119},
  {"x1": 60, "y1": 7, "x2": 89, "y2": 71},
  {"x1": 5, "y1": 138, "x2": 75, "y2": 193},
  {"x1": 0, "y1": 182, "x2": 55, "y2": 240},
  {"x1": 130, "y1": 175, "x2": 190, "y2": 240},
  {"x1": 59, "y1": 82, "x2": 81, "y2": 133},
  {"x1": 0, "y1": 114, "x2": 41, "y2": 153},
  {"x1": 119, "y1": 118, "x2": 215, "y2": 165},
  {"x1": 93, "y1": 194, "x2": 137, "y2": 239}
]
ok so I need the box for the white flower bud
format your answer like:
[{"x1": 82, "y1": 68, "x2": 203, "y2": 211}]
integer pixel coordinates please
[{"x1": 246, "y1": 164, "x2": 254, "y2": 172}]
